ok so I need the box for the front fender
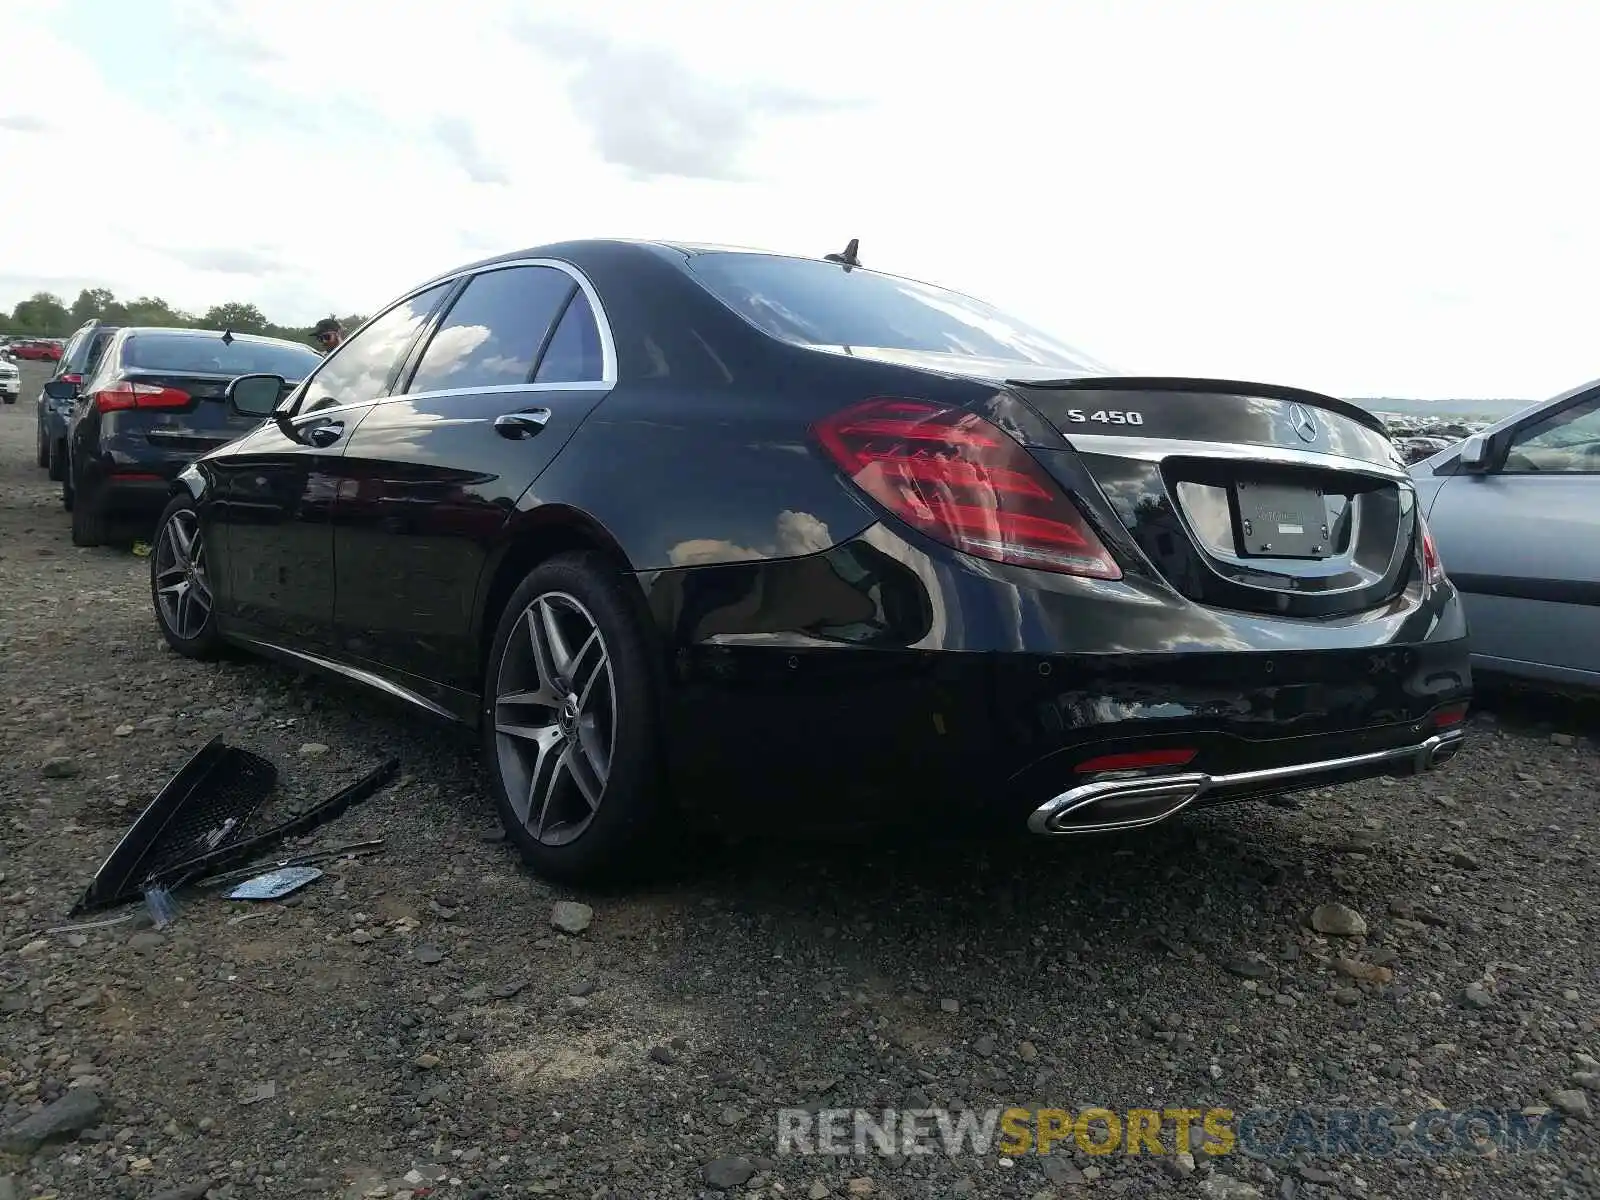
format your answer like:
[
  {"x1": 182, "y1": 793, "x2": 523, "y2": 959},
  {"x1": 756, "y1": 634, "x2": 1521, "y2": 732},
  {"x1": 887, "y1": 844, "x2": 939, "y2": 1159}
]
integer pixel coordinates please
[{"x1": 173, "y1": 461, "x2": 209, "y2": 503}]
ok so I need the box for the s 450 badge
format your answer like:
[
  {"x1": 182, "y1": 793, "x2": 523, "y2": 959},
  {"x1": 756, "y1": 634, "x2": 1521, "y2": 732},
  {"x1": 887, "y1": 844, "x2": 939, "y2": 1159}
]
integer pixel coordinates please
[{"x1": 1064, "y1": 409, "x2": 1144, "y2": 426}]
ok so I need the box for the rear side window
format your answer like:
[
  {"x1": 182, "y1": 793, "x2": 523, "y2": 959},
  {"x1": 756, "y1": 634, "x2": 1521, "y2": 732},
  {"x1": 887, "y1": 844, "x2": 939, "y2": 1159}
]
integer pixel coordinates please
[
  {"x1": 534, "y1": 290, "x2": 603, "y2": 384},
  {"x1": 122, "y1": 334, "x2": 323, "y2": 378},
  {"x1": 409, "y1": 266, "x2": 575, "y2": 393},
  {"x1": 84, "y1": 332, "x2": 115, "y2": 374},
  {"x1": 686, "y1": 251, "x2": 1108, "y2": 372},
  {"x1": 304, "y1": 283, "x2": 452, "y2": 410}
]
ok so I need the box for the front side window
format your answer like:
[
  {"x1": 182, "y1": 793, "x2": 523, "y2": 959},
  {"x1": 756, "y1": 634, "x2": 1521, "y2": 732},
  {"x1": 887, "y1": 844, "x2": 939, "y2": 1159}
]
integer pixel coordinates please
[
  {"x1": 1503, "y1": 393, "x2": 1600, "y2": 474},
  {"x1": 302, "y1": 283, "x2": 452, "y2": 411},
  {"x1": 408, "y1": 266, "x2": 575, "y2": 393},
  {"x1": 686, "y1": 251, "x2": 1110, "y2": 373},
  {"x1": 534, "y1": 290, "x2": 604, "y2": 384}
]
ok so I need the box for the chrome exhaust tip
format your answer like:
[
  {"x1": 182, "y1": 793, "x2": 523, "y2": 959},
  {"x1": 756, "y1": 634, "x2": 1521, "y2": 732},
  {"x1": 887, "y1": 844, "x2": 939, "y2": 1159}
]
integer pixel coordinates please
[
  {"x1": 1425, "y1": 734, "x2": 1464, "y2": 768},
  {"x1": 1027, "y1": 772, "x2": 1210, "y2": 836}
]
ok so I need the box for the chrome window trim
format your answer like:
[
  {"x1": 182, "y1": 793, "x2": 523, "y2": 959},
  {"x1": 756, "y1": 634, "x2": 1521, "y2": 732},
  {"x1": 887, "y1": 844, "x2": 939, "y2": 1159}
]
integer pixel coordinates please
[{"x1": 378, "y1": 381, "x2": 612, "y2": 407}]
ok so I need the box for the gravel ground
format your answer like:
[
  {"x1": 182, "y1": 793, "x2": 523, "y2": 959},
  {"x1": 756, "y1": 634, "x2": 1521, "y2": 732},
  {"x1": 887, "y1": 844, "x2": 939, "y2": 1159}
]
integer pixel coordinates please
[{"x1": 1, "y1": 359, "x2": 1597, "y2": 1200}]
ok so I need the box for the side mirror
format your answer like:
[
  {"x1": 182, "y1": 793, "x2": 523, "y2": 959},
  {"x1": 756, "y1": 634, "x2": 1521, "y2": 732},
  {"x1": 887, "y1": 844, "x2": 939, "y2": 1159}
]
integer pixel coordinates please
[
  {"x1": 1457, "y1": 435, "x2": 1491, "y2": 472},
  {"x1": 42, "y1": 379, "x2": 79, "y2": 401},
  {"x1": 227, "y1": 373, "x2": 287, "y2": 419}
]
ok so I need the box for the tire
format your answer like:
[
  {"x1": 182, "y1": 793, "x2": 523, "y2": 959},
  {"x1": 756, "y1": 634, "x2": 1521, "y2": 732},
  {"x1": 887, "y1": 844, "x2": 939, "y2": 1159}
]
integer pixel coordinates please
[
  {"x1": 68, "y1": 465, "x2": 105, "y2": 547},
  {"x1": 482, "y1": 551, "x2": 668, "y2": 885},
  {"x1": 61, "y1": 464, "x2": 73, "y2": 512},
  {"x1": 46, "y1": 439, "x2": 64, "y2": 482},
  {"x1": 150, "y1": 494, "x2": 224, "y2": 658},
  {"x1": 3, "y1": 394, "x2": 15, "y2": 405},
  {"x1": 36, "y1": 424, "x2": 49, "y2": 468}
]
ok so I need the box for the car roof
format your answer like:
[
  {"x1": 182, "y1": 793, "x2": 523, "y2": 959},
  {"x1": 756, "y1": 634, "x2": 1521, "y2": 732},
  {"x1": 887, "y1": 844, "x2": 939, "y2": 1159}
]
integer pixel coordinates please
[{"x1": 414, "y1": 237, "x2": 837, "y2": 288}]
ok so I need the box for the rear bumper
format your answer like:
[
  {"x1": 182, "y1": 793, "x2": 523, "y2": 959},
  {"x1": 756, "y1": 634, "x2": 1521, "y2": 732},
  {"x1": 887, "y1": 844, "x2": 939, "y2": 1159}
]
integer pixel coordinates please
[
  {"x1": 97, "y1": 474, "x2": 176, "y2": 513},
  {"x1": 640, "y1": 522, "x2": 1472, "y2": 835}
]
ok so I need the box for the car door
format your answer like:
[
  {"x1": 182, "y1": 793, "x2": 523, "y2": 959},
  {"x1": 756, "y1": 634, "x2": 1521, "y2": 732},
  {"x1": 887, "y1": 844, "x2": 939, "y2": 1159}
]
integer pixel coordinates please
[
  {"x1": 209, "y1": 283, "x2": 455, "y2": 646},
  {"x1": 1424, "y1": 386, "x2": 1600, "y2": 680},
  {"x1": 332, "y1": 262, "x2": 615, "y2": 695}
]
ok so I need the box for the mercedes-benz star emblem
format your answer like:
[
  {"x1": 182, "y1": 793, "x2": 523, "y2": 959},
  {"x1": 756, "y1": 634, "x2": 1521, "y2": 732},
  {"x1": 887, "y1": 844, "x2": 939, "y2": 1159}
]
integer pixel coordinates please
[{"x1": 1288, "y1": 404, "x2": 1318, "y2": 443}]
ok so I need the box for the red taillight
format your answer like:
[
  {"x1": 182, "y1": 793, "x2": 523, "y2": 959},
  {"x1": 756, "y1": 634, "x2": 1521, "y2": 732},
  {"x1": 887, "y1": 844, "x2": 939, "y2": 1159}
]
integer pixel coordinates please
[
  {"x1": 813, "y1": 398, "x2": 1122, "y2": 579},
  {"x1": 60, "y1": 373, "x2": 82, "y2": 386},
  {"x1": 93, "y1": 382, "x2": 191, "y2": 412},
  {"x1": 1418, "y1": 516, "x2": 1444, "y2": 587},
  {"x1": 1075, "y1": 748, "x2": 1198, "y2": 774},
  {"x1": 1432, "y1": 703, "x2": 1468, "y2": 728}
]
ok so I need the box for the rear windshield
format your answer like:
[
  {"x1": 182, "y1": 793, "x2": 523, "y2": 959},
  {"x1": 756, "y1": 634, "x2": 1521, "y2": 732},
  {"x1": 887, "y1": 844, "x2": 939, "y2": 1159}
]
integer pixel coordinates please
[
  {"x1": 122, "y1": 334, "x2": 322, "y2": 379},
  {"x1": 686, "y1": 251, "x2": 1109, "y2": 372}
]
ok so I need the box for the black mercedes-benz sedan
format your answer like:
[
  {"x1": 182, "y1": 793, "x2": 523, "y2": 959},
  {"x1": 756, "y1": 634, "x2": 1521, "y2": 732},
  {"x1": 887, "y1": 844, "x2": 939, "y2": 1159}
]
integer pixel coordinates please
[{"x1": 147, "y1": 239, "x2": 1470, "y2": 882}]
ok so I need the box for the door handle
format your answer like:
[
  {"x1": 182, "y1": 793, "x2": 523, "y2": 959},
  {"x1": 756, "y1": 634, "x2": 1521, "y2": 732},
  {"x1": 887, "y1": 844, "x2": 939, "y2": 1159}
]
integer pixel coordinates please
[
  {"x1": 494, "y1": 409, "x2": 552, "y2": 440},
  {"x1": 304, "y1": 421, "x2": 345, "y2": 448}
]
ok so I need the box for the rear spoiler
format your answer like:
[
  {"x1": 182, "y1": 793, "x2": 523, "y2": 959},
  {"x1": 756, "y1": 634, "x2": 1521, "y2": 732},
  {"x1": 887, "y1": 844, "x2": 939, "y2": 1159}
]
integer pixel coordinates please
[{"x1": 1003, "y1": 375, "x2": 1389, "y2": 437}]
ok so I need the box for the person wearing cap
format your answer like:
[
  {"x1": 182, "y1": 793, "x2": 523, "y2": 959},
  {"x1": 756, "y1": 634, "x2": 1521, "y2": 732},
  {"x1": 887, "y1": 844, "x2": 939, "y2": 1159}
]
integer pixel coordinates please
[{"x1": 311, "y1": 317, "x2": 344, "y2": 354}]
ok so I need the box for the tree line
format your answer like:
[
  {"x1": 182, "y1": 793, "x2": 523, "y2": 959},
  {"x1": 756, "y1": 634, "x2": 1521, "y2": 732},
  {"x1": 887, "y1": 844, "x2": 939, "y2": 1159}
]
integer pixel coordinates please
[{"x1": 1, "y1": 288, "x2": 366, "y2": 344}]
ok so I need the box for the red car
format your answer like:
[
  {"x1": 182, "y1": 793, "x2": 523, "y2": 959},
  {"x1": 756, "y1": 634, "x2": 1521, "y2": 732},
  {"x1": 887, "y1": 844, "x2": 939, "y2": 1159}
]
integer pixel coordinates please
[{"x1": 12, "y1": 340, "x2": 63, "y2": 361}]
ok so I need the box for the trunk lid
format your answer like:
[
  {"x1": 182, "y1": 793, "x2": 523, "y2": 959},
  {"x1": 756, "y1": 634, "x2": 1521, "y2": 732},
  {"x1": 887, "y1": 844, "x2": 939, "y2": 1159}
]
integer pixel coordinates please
[
  {"x1": 117, "y1": 369, "x2": 265, "y2": 454},
  {"x1": 1007, "y1": 377, "x2": 1419, "y2": 620}
]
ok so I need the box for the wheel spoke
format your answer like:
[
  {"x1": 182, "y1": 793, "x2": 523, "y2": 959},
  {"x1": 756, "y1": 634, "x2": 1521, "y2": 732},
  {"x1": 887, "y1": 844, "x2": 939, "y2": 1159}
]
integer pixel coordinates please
[
  {"x1": 570, "y1": 633, "x2": 606, "y2": 707},
  {"x1": 565, "y1": 738, "x2": 604, "y2": 807},
  {"x1": 495, "y1": 720, "x2": 552, "y2": 742},
  {"x1": 170, "y1": 518, "x2": 194, "y2": 565},
  {"x1": 529, "y1": 598, "x2": 574, "y2": 685},
  {"x1": 524, "y1": 727, "x2": 567, "y2": 836}
]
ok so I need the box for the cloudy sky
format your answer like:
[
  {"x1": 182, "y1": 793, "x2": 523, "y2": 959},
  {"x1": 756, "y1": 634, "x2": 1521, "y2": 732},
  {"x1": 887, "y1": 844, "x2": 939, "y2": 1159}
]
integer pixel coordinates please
[{"x1": 2, "y1": 0, "x2": 1595, "y2": 399}]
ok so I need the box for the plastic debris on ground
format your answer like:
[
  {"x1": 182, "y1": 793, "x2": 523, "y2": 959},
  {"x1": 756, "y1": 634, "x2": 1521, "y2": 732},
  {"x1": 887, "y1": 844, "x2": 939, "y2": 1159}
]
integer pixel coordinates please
[
  {"x1": 142, "y1": 884, "x2": 178, "y2": 929},
  {"x1": 226, "y1": 865, "x2": 324, "y2": 900}
]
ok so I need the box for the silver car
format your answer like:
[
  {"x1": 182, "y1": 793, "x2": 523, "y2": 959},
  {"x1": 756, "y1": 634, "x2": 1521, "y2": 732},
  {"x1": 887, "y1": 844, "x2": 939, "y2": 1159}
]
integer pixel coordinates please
[{"x1": 1411, "y1": 378, "x2": 1600, "y2": 690}]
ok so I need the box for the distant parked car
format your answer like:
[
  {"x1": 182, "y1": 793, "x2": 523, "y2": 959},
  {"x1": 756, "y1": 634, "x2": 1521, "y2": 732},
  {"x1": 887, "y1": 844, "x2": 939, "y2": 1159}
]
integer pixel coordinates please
[
  {"x1": 36, "y1": 319, "x2": 120, "y2": 478},
  {"x1": 1412, "y1": 377, "x2": 1600, "y2": 691},
  {"x1": 0, "y1": 355, "x2": 19, "y2": 404},
  {"x1": 47, "y1": 326, "x2": 321, "y2": 547},
  {"x1": 11, "y1": 339, "x2": 61, "y2": 361},
  {"x1": 142, "y1": 239, "x2": 1470, "y2": 884},
  {"x1": 1396, "y1": 435, "x2": 1454, "y2": 464}
]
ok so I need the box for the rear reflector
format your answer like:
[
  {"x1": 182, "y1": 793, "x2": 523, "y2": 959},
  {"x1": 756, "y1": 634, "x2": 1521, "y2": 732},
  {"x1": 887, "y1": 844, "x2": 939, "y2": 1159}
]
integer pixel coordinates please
[
  {"x1": 1074, "y1": 748, "x2": 1198, "y2": 774},
  {"x1": 813, "y1": 398, "x2": 1122, "y2": 579},
  {"x1": 1432, "y1": 703, "x2": 1468, "y2": 728},
  {"x1": 94, "y1": 381, "x2": 191, "y2": 412}
]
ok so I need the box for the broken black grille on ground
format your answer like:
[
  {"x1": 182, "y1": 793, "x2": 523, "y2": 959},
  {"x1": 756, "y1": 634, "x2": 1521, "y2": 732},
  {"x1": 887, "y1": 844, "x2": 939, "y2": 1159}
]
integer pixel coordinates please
[{"x1": 70, "y1": 735, "x2": 399, "y2": 915}]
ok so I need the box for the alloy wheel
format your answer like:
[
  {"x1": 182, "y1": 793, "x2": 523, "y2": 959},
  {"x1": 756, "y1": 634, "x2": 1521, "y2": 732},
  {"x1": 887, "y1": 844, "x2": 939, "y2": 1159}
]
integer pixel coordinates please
[
  {"x1": 153, "y1": 510, "x2": 213, "y2": 641},
  {"x1": 493, "y1": 591, "x2": 616, "y2": 847}
]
